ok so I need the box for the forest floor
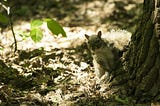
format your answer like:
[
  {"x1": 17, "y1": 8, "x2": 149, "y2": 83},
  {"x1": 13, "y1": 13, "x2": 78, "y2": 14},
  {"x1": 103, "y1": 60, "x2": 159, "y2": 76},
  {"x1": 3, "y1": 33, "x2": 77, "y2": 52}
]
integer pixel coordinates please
[{"x1": 0, "y1": 0, "x2": 151, "y2": 106}]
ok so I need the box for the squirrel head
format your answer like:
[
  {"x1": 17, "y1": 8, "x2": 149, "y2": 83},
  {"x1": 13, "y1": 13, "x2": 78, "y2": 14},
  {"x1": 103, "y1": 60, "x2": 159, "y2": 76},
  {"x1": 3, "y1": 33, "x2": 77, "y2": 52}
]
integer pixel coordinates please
[
  {"x1": 85, "y1": 31, "x2": 102, "y2": 40},
  {"x1": 84, "y1": 31, "x2": 106, "y2": 51}
]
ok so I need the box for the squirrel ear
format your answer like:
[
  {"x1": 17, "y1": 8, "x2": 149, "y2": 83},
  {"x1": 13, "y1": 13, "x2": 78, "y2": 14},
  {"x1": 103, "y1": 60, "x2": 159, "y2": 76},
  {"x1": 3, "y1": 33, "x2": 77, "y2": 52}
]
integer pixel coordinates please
[
  {"x1": 97, "y1": 31, "x2": 102, "y2": 38},
  {"x1": 85, "y1": 34, "x2": 89, "y2": 39}
]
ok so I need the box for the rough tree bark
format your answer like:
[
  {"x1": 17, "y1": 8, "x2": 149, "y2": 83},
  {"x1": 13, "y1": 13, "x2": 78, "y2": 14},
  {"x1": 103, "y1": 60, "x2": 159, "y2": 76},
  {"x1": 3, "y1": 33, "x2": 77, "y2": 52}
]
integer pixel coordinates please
[{"x1": 110, "y1": 0, "x2": 160, "y2": 103}]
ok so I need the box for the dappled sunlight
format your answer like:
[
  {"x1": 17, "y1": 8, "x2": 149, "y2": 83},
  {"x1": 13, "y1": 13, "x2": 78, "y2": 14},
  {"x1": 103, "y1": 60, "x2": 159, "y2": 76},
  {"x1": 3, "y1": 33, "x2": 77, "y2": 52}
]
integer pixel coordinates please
[
  {"x1": 0, "y1": 22, "x2": 131, "y2": 105},
  {"x1": 0, "y1": 0, "x2": 144, "y2": 105}
]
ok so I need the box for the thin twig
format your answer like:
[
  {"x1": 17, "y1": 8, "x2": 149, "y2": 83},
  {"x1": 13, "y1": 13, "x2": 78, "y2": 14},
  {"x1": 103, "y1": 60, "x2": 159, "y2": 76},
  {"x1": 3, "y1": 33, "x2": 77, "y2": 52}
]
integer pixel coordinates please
[
  {"x1": 0, "y1": 2, "x2": 10, "y2": 15},
  {"x1": 9, "y1": 13, "x2": 17, "y2": 52},
  {"x1": 0, "y1": 2, "x2": 17, "y2": 52}
]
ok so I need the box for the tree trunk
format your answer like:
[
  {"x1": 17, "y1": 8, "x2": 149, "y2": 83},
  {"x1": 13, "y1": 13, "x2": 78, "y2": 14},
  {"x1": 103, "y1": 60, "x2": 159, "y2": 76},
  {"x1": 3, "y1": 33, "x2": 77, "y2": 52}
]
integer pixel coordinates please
[{"x1": 110, "y1": 0, "x2": 160, "y2": 102}]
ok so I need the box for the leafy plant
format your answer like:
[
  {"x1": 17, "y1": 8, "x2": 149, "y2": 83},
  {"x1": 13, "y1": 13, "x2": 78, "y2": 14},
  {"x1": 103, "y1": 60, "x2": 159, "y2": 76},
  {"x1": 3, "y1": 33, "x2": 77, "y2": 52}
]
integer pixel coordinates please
[
  {"x1": 1, "y1": 1, "x2": 66, "y2": 51},
  {"x1": 0, "y1": 13, "x2": 9, "y2": 25},
  {"x1": 0, "y1": 1, "x2": 17, "y2": 52},
  {"x1": 30, "y1": 18, "x2": 66, "y2": 43},
  {"x1": 45, "y1": 18, "x2": 66, "y2": 37},
  {"x1": 30, "y1": 19, "x2": 43, "y2": 43}
]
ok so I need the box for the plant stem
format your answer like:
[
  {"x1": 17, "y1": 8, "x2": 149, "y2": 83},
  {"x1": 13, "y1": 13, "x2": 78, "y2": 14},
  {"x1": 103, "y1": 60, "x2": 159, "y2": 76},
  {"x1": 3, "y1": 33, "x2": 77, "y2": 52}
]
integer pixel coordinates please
[{"x1": 9, "y1": 14, "x2": 17, "y2": 52}]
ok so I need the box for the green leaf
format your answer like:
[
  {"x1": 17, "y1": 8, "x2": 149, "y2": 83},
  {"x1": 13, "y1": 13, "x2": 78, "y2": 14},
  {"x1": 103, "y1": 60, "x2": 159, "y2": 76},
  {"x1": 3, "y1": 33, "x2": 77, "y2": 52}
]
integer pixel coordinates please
[
  {"x1": 0, "y1": 13, "x2": 9, "y2": 25},
  {"x1": 45, "y1": 19, "x2": 66, "y2": 37},
  {"x1": 0, "y1": 47, "x2": 4, "y2": 51},
  {"x1": 115, "y1": 96, "x2": 129, "y2": 104},
  {"x1": 30, "y1": 28, "x2": 43, "y2": 43},
  {"x1": 31, "y1": 19, "x2": 43, "y2": 29}
]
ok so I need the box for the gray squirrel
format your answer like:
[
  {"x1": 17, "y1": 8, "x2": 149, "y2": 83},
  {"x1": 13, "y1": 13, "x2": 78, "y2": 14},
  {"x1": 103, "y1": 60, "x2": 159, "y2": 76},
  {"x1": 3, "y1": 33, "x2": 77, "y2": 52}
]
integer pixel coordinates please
[{"x1": 85, "y1": 31, "x2": 120, "y2": 82}]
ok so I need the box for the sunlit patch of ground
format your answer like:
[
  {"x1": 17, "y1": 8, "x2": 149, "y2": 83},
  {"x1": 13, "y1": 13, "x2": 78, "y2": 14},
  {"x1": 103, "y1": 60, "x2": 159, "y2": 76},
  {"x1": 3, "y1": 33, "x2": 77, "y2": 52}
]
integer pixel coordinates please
[{"x1": 0, "y1": 21, "x2": 131, "y2": 105}]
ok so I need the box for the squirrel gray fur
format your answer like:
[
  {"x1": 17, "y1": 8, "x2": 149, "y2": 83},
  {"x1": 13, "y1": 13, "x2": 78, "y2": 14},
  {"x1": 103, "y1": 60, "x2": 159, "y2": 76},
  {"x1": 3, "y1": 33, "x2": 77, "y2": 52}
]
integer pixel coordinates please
[{"x1": 85, "y1": 31, "x2": 120, "y2": 82}]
